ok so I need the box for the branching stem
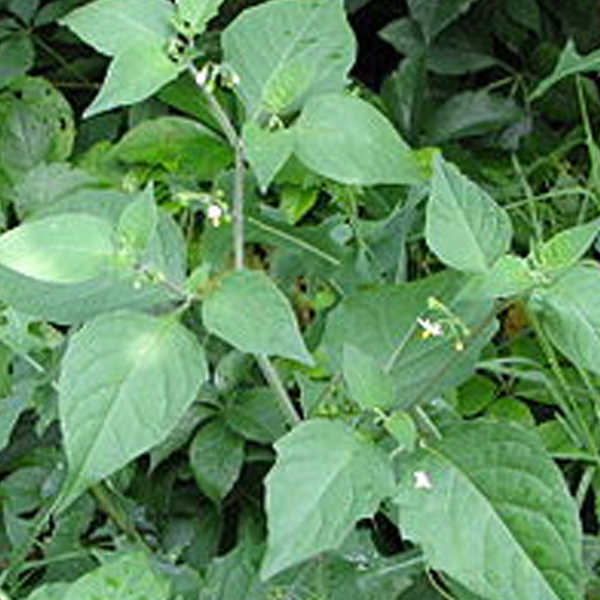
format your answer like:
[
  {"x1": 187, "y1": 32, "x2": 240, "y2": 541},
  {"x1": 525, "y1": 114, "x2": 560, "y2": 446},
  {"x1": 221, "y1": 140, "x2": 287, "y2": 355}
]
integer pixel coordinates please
[{"x1": 189, "y1": 63, "x2": 302, "y2": 425}]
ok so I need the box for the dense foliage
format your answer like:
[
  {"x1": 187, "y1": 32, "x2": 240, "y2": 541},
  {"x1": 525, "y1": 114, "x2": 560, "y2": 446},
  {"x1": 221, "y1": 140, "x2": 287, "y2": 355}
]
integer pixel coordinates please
[{"x1": 0, "y1": 0, "x2": 600, "y2": 598}]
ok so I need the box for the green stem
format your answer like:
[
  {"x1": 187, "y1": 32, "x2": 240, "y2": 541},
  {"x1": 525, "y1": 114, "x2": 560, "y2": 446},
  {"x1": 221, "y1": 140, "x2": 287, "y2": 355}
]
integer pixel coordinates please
[
  {"x1": 528, "y1": 309, "x2": 600, "y2": 458},
  {"x1": 91, "y1": 483, "x2": 147, "y2": 546},
  {"x1": 189, "y1": 64, "x2": 245, "y2": 270},
  {"x1": 512, "y1": 153, "x2": 542, "y2": 244},
  {"x1": 2, "y1": 496, "x2": 58, "y2": 592},
  {"x1": 256, "y1": 354, "x2": 301, "y2": 426},
  {"x1": 189, "y1": 63, "x2": 301, "y2": 426}
]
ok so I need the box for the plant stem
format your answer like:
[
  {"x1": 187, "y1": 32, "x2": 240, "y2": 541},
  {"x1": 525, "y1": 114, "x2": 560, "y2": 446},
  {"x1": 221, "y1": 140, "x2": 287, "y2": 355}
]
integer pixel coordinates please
[
  {"x1": 189, "y1": 63, "x2": 301, "y2": 426},
  {"x1": 512, "y1": 153, "x2": 542, "y2": 244},
  {"x1": 528, "y1": 308, "x2": 600, "y2": 459},
  {"x1": 256, "y1": 354, "x2": 301, "y2": 426},
  {"x1": 91, "y1": 484, "x2": 147, "y2": 546},
  {"x1": 188, "y1": 64, "x2": 245, "y2": 270}
]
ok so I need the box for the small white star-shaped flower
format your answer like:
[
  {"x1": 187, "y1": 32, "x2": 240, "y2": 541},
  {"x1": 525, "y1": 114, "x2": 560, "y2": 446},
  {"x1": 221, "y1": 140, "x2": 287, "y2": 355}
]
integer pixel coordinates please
[
  {"x1": 417, "y1": 317, "x2": 443, "y2": 339},
  {"x1": 413, "y1": 470, "x2": 433, "y2": 490},
  {"x1": 207, "y1": 204, "x2": 224, "y2": 227}
]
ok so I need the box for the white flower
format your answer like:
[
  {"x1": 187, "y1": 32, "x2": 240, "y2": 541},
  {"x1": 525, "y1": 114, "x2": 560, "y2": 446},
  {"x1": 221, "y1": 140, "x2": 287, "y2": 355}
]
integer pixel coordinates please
[
  {"x1": 413, "y1": 470, "x2": 433, "y2": 490},
  {"x1": 207, "y1": 203, "x2": 224, "y2": 227},
  {"x1": 417, "y1": 317, "x2": 443, "y2": 339},
  {"x1": 194, "y1": 65, "x2": 210, "y2": 88}
]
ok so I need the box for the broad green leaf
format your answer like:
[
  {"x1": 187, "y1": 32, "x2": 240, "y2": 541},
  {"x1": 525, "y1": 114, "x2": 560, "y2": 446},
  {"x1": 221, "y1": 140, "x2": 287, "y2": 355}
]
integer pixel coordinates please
[
  {"x1": 222, "y1": 0, "x2": 356, "y2": 117},
  {"x1": 189, "y1": 418, "x2": 245, "y2": 504},
  {"x1": 25, "y1": 583, "x2": 69, "y2": 600},
  {"x1": 58, "y1": 311, "x2": 208, "y2": 506},
  {"x1": 343, "y1": 343, "x2": 395, "y2": 410},
  {"x1": 425, "y1": 91, "x2": 522, "y2": 144},
  {"x1": 150, "y1": 402, "x2": 215, "y2": 471},
  {"x1": 0, "y1": 189, "x2": 186, "y2": 324},
  {"x1": 505, "y1": 0, "x2": 541, "y2": 35},
  {"x1": 531, "y1": 40, "x2": 600, "y2": 100},
  {"x1": 295, "y1": 94, "x2": 422, "y2": 186},
  {"x1": 426, "y1": 155, "x2": 512, "y2": 273},
  {"x1": 247, "y1": 212, "x2": 344, "y2": 270},
  {"x1": 202, "y1": 270, "x2": 313, "y2": 365},
  {"x1": 13, "y1": 162, "x2": 96, "y2": 220},
  {"x1": 261, "y1": 419, "x2": 394, "y2": 579},
  {"x1": 536, "y1": 219, "x2": 600, "y2": 272},
  {"x1": 224, "y1": 387, "x2": 288, "y2": 444},
  {"x1": 244, "y1": 122, "x2": 294, "y2": 193},
  {"x1": 61, "y1": 552, "x2": 170, "y2": 600},
  {"x1": 84, "y1": 44, "x2": 184, "y2": 118},
  {"x1": 394, "y1": 421, "x2": 583, "y2": 600},
  {"x1": 463, "y1": 255, "x2": 537, "y2": 299},
  {"x1": 321, "y1": 271, "x2": 497, "y2": 409},
  {"x1": 0, "y1": 33, "x2": 34, "y2": 88},
  {"x1": 33, "y1": 187, "x2": 187, "y2": 288},
  {"x1": 0, "y1": 213, "x2": 117, "y2": 283},
  {"x1": 408, "y1": 0, "x2": 482, "y2": 42},
  {"x1": 60, "y1": 0, "x2": 173, "y2": 57},
  {"x1": 175, "y1": 0, "x2": 225, "y2": 34},
  {"x1": 109, "y1": 116, "x2": 230, "y2": 179},
  {"x1": 533, "y1": 264, "x2": 600, "y2": 376},
  {"x1": 200, "y1": 543, "x2": 269, "y2": 600},
  {"x1": 0, "y1": 77, "x2": 74, "y2": 187},
  {"x1": 379, "y1": 18, "x2": 425, "y2": 57},
  {"x1": 117, "y1": 188, "x2": 158, "y2": 257},
  {"x1": 381, "y1": 56, "x2": 427, "y2": 140}
]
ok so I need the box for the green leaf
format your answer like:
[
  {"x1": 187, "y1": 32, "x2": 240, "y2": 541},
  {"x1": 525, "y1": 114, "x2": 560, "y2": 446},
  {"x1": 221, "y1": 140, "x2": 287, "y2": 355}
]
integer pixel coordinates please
[
  {"x1": 425, "y1": 91, "x2": 523, "y2": 144},
  {"x1": 0, "y1": 77, "x2": 74, "y2": 186},
  {"x1": 224, "y1": 387, "x2": 288, "y2": 444},
  {"x1": 25, "y1": 583, "x2": 69, "y2": 600},
  {"x1": 533, "y1": 264, "x2": 600, "y2": 376},
  {"x1": 261, "y1": 419, "x2": 394, "y2": 579},
  {"x1": 0, "y1": 33, "x2": 34, "y2": 88},
  {"x1": 222, "y1": 0, "x2": 356, "y2": 117},
  {"x1": 117, "y1": 188, "x2": 158, "y2": 257},
  {"x1": 13, "y1": 162, "x2": 96, "y2": 220},
  {"x1": 244, "y1": 122, "x2": 294, "y2": 193},
  {"x1": 60, "y1": 0, "x2": 174, "y2": 56},
  {"x1": 0, "y1": 397, "x2": 27, "y2": 452},
  {"x1": 385, "y1": 411, "x2": 418, "y2": 452},
  {"x1": 109, "y1": 116, "x2": 230, "y2": 179},
  {"x1": 322, "y1": 271, "x2": 497, "y2": 409},
  {"x1": 505, "y1": 0, "x2": 541, "y2": 35},
  {"x1": 463, "y1": 255, "x2": 537, "y2": 299},
  {"x1": 536, "y1": 219, "x2": 600, "y2": 272},
  {"x1": 426, "y1": 155, "x2": 512, "y2": 273},
  {"x1": 189, "y1": 418, "x2": 245, "y2": 504},
  {"x1": 394, "y1": 421, "x2": 583, "y2": 600},
  {"x1": 200, "y1": 543, "x2": 269, "y2": 600},
  {"x1": 84, "y1": 44, "x2": 183, "y2": 118},
  {"x1": 61, "y1": 552, "x2": 170, "y2": 600},
  {"x1": 202, "y1": 270, "x2": 313, "y2": 365},
  {"x1": 175, "y1": 0, "x2": 226, "y2": 35},
  {"x1": 58, "y1": 311, "x2": 208, "y2": 507},
  {"x1": 407, "y1": 0, "x2": 482, "y2": 42},
  {"x1": 0, "y1": 189, "x2": 186, "y2": 324},
  {"x1": 295, "y1": 94, "x2": 422, "y2": 186},
  {"x1": 0, "y1": 213, "x2": 117, "y2": 284},
  {"x1": 531, "y1": 40, "x2": 600, "y2": 100},
  {"x1": 343, "y1": 343, "x2": 395, "y2": 411},
  {"x1": 61, "y1": 0, "x2": 183, "y2": 116}
]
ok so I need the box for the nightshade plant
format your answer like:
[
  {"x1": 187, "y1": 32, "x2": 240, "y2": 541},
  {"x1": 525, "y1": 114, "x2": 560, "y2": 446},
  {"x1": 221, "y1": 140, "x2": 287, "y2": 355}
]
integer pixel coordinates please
[{"x1": 0, "y1": 0, "x2": 599, "y2": 599}]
